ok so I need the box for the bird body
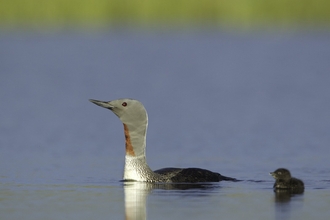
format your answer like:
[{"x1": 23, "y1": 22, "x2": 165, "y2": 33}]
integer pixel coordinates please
[{"x1": 270, "y1": 168, "x2": 304, "y2": 191}]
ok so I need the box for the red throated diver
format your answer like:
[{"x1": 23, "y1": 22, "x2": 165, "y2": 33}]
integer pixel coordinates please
[{"x1": 89, "y1": 98, "x2": 237, "y2": 183}]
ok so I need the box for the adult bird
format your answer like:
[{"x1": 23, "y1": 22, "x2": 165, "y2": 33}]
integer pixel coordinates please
[{"x1": 90, "y1": 98, "x2": 237, "y2": 183}]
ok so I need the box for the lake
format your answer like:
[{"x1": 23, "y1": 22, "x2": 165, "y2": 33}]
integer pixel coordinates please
[{"x1": 1, "y1": 28, "x2": 330, "y2": 219}]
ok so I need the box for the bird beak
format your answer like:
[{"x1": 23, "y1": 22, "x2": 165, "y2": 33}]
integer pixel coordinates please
[
  {"x1": 89, "y1": 99, "x2": 114, "y2": 110},
  {"x1": 269, "y1": 172, "x2": 275, "y2": 178}
]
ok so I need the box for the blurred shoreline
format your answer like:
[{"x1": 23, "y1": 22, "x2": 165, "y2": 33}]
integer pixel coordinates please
[{"x1": 0, "y1": 0, "x2": 329, "y2": 30}]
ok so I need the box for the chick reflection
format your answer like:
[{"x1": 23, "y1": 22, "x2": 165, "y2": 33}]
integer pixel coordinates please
[{"x1": 273, "y1": 189, "x2": 302, "y2": 203}]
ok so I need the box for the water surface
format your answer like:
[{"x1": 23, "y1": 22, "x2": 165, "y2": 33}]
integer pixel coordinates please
[{"x1": 1, "y1": 29, "x2": 330, "y2": 219}]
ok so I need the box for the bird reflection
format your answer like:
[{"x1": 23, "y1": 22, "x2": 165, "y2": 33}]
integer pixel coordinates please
[
  {"x1": 274, "y1": 188, "x2": 304, "y2": 203},
  {"x1": 123, "y1": 181, "x2": 220, "y2": 220},
  {"x1": 124, "y1": 181, "x2": 150, "y2": 220},
  {"x1": 273, "y1": 189, "x2": 304, "y2": 220}
]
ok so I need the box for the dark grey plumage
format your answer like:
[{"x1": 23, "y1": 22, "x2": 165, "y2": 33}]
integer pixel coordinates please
[
  {"x1": 155, "y1": 167, "x2": 237, "y2": 183},
  {"x1": 270, "y1": 168, "x2": 304, "y2": 192}
]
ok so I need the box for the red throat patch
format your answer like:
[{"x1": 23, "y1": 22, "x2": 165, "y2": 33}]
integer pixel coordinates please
[{"x1": 123, "y1": 124, "x2": 135, "y2": 156}]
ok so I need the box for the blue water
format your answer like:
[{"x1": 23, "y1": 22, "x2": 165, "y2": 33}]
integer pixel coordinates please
[{"x1": 1, "y1": 29, "x2": 330, "y2": 219}]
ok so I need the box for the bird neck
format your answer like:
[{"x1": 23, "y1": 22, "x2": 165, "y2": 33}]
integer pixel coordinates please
[
  {"x1": 123, "y1": 123, "x2": 161, "y2": 182},
  {"x1": 124, "y1": 155, "x2": 154, "y2": 181},
  {"x1": 123, "y1": 123, "x2": 147, "y2": 157}
]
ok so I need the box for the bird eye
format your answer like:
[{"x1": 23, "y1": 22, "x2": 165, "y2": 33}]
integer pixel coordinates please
[{"x1": 122, "y1": 102, "x2": 127, "y2": 107}]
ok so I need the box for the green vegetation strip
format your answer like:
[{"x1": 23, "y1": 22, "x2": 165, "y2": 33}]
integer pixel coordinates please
[{"x1": 0, "y1": 0, "x2": 329, "y2": 28}]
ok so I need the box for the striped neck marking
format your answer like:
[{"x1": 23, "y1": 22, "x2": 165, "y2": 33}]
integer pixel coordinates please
[{"x1": 123, "y1": 123, "x2": 135, "y2": 156}]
